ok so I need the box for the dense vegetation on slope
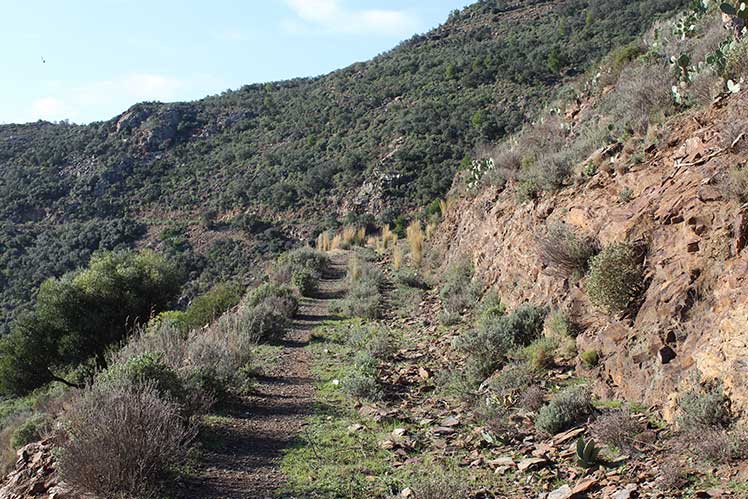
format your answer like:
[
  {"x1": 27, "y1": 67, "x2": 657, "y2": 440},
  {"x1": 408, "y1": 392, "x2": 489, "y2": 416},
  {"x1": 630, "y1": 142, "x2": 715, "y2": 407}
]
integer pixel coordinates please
[{"x1": 0, "y1": 0, "x2": 687, "y2": 332}]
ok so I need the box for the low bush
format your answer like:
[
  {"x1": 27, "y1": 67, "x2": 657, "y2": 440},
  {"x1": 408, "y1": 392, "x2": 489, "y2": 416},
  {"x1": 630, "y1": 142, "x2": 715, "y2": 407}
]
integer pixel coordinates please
[
  {"x1": 537, "y1": 223, "x2": 599, "y2": 278},
  {"x1": 456, "y1": 305, "x2": 548, "y2": 381},
  {"x1": 183, "y1": 282, "x2": 243, "y2": 330},
  {"x1": 722, "y1": 166, "x2": 748, "y2": 204},
  {"x1": 590, "y1": 409, "x2": 645, "y2": 453},
  {"x1": 337, "y1": 258, "x2": 384, "y2": 319},
  {"x1": 347, "y1": 323, "x2": 399, "y2": 360},
  {"x1": 341, "y1": 353, "x2": 382, "y2": 401},
  {"x1": 683, "y1": 426, "x2": 748, "y2": 464},
  {"x1": 185, "y1": 314, "x2": 255, "y2": 395},
  {"x1": 395, "y1": 268, "x2": 429, "y2": 290},
  {"x1": 535, "y1": 385, "x2": 593, "y2": 435},
  {"x1": 272, "y1": 248, "x2": 329, "y2": 296},
  {"x1": 9, "y1": 413, "x2": 52, "y2": 450},
  {"x1": 586, "y1": 243, "x2": 644, "y2": 314},
  {"x1": 407, "y1": 469, "x2": 474, "y2": 499},
  {"x1": 439, "y1": 258, "x2": 482, "y2": 322},
  {"x1": 521, "y1": 337, "x2": 558, "y2": 371},
  {"x1": 486, "y1": 363, "x2": 534, "y2": 407},
  {"x1": 59, "y1": 381, "x2": 196, "y2": 498},
  {"x1": 101, "y1": 353, "x2": 185, "y2": 404},
  {"x1": 678, "y1": 379, "x2": 732, "y2": 430},
  {"x1": 580, "y1": 350, "x2": 600, "y2": 368}
]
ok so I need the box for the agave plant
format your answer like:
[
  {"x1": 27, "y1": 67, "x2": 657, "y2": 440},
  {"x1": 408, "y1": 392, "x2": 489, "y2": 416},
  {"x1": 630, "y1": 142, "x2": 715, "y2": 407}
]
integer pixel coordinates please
[{"x1": 576, "y1": 436, "x2": 600, "y2": 468}]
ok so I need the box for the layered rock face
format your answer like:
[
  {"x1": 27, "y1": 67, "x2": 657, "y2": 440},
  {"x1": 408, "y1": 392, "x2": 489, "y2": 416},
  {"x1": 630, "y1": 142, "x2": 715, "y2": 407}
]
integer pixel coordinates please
[{"x1": 437, "y1": 92, "x2": 748, "y2": 419}]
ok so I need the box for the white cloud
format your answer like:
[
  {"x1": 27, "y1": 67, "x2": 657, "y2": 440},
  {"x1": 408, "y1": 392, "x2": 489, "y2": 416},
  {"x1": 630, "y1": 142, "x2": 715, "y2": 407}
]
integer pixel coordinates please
[
  {"x1": 30, "y1": 97, "x2": 71, "y2": 121},
  {"x1": 22, "y1": 73, "x2": 223, "y2": 124},
  {"x1": 283, "y1": 0, "x2": 419, "y2": 37}
]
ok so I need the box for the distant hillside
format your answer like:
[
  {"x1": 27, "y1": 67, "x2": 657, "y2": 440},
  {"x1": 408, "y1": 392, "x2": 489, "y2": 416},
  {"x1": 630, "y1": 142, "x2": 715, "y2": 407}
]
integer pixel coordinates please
[{"x1": 0, "y1": 0, "x2": 687, "y2": 332}]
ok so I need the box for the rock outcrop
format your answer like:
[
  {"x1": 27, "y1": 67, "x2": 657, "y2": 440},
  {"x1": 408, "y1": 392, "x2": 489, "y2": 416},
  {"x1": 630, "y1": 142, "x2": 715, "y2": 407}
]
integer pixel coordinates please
[
  {"x1": 437, "y1": 92, "x2": 748, "y2": 420},
  {"x1": 0, "y1": 440, "x2": 71, "y2": 499}
]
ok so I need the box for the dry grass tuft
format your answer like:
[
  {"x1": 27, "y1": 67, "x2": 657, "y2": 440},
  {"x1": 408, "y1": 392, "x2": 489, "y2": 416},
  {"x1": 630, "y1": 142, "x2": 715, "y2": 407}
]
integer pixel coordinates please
[{"x1": 406, "y1": 221, "x2": 425, "y2": 267}]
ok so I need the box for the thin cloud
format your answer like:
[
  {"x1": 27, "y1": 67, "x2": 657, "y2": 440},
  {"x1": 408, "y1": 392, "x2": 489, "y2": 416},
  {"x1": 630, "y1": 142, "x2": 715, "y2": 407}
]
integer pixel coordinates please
[
  {"x1": 212, "y1": 29, "x2": 250, "y2": 42},
  {"x1": 23, "y1": 73, "x2": 204, "y2": 123},
  {"x1": 283, "y1": 0, "x2": 419, "y2": 37}
]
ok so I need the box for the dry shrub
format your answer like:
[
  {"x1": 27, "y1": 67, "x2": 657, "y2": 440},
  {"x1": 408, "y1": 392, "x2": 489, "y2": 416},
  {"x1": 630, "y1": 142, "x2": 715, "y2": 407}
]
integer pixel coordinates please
[
  {"x1": 535, "y1": 385, "x2": 593, "y2": 435},
  {"x1": 591, "y1": 409, "x2": 645, "y2": 453},
  {"x1": 185, "y1": 313, "x2": 254, "y2": 392},
  {"x1": 680, "y1": 425, "x2": 748, "y2": 465},
  {"x1": 537, "y1": 223, "x2": 599, "y2": 278},
  {"x1": 392, "y1": 244, "x2": 403, "y2": 271},
  {"x1": 406, "y1": 221, "x2": 424, "y2": 267},
  {"x1": 408, "y1": 469, "x2": 473, "y2": 499},
  {"x1": 316, "y1": 231, "x2": 331, "y2": 252},
  {"x1": 59, "y1": 381, "x2": 195, "y2": 499},
  {"x1": 722, "y1": 166, "x2": 748, "y2": 203},
  {"x1": 110, "y1": 322, "x2": 189, "y2": 371},
  {"x1": 519, "y1": 385, "x2": 546, "y2": 412},
  {"x1": 604, "y1": 61, "x2": 674, "y2": 135}
]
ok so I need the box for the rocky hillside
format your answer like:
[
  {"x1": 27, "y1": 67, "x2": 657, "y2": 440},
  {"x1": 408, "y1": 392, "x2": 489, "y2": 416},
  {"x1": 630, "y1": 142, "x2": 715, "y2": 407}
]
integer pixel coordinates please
[
  {"x1": 0, "y1": 0, "x2": 687, "y2": 332},
  {"x1": 435, "y1": 6, "x2": 748, "y2": 420}
]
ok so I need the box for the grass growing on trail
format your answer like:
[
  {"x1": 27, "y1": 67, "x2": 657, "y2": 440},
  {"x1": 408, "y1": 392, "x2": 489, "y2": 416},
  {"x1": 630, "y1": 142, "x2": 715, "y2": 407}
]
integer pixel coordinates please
[
  {"x1": 281, "y1": 319, "x2": 395, "y2": 498},
  {"x1": 281, "y1": 319, "x2": 507, "y2": 499}
]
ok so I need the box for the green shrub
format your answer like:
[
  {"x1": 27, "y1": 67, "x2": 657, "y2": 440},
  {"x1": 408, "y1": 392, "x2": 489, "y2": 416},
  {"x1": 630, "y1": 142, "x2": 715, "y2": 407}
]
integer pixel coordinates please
[
  {"x1": 395, "y1": 268, "x2": 429, "y2": 290},
  {"x1": 456, "y1": 304, "x2": 548, "y2": 381},
  {"x1": 10, "y1": 413, "x2": 52, "y2": 449},
  {"x1": 183, "y1": 282, "x2": 243, "y2": 330},
  {"x1": 580, "y1": 350, "x2": 600, "y2": 368},
  {"x1": 678, "y1": 379, "x2": 732, "y2": 430},
  {"x1": 535, "y1": 385, "x2": 593, "y2": 435},
  {"x1": 537, "y1": 223, "x2": 599, "y2": 278},
  {"x1": 586, "y1": 243, "x2": 644, "y2": 314},
  {"x1": 347, "y1": 324, "x2": 399, "y2": 360},
  {"x1": 246, "y1": 283, "x2": 298, "y2": 311},
  {"x1": 486, "y1": 363, "x2": 535, "y2": 407},
  {"x1": 477, "y1": 290, "x2": 506, "y2": 328},
  {"x1": 522, "y1": 337, "x2": 558, "y2": 371},
  {"x1": 341, "y1": 353, "x2": 382, "y2": 401},
  {"x1": 272, "y1": 248, "x2": 329, "y2": 296},
  {"x1": 101, "y1": 353, "x2": 185, "y2": 403},
  {"x1": 147, "y1": 310, "x2": 188, "y2": 334},
  {"x1": 0, "y1": 250, "x2": 183, "y2": 396},
  {"x1": 439, "y1": 258, "x2": 482, "y2": 322}
]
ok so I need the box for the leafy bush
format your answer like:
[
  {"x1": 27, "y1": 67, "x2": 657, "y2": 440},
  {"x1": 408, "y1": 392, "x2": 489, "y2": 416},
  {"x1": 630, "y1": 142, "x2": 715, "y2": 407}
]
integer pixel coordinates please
[
  {"x1": 10, "y1": 413, "x2": 52, "y2": 449},
  {"x1": 456, "y1": 305, "x2": 548, "y2": 381},
  {"x1": 537, "y1": 223, "x2": 599, "y2": 278},
  {"x1": 521, "y1": 337, "x2": 558, "y2": 371},
  {"x1": 59, "y1": 381, "x2": 195, "y2": 499},
  {"x1": 101, "y1": 353, "x2": 185, "y2": 403},
  {"x1": 580, "y1": 350, "x2": 600, "y2": 368},
  {"x1": 272, "y1": 248, "x2": 329, "y2": 297},
  {"x1": 586, "y1": 243, "x2": 644, "y2": 314},
  {"x1": 439, "y1": 258, "x2": 482, "y2": 322},
  {"x1": 535, "y1": 385, "x2": 593, "y2": 435},
  {"x1": 0, "y1": 250, "x2": 183, "y2": 396},
  {"x1": 185, "y1": 314, "x2": 255, "y2": 394},
  {"x1": 183, "y1": 282, "x2": 243, "y2": 330},
  {"x1": 395, "y1": 268, "x2": 429, "y2": 290}
]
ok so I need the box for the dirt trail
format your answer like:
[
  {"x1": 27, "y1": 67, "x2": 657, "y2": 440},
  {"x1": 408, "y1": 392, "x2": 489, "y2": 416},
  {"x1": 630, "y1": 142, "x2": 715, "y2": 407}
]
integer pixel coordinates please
[{"x1": 185, "y1": 252, "x2": 348, "y2": 499}]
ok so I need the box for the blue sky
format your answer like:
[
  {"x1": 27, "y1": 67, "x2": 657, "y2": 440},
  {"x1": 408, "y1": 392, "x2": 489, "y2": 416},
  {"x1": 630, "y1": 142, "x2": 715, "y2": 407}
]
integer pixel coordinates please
[{"x1": 1, "y1": 0, "x2": 473, "y2": 125}]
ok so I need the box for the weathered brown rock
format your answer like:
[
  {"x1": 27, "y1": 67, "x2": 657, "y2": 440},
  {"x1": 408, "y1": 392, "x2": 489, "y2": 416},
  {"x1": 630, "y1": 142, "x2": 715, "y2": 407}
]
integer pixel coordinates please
[{"x1": 436, "y1": 93, "x2": 748, "y2": 420}]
